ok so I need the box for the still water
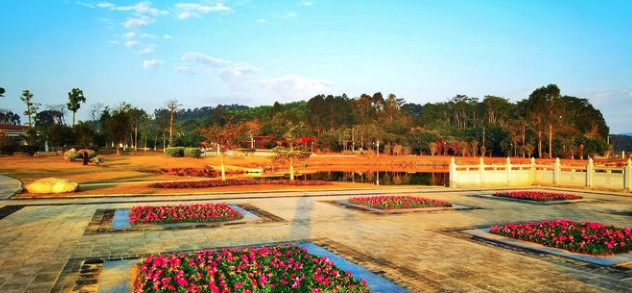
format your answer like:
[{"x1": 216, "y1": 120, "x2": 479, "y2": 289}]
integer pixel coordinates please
[{"x1": 270, "y1": 171, "x2": 449, "y2": 186}]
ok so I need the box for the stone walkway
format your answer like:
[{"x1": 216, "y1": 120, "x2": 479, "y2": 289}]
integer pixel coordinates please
[
  {"x1": 0, "y1": 187, "x2": 631, "y2": 292},
  {"x1": 0, "y1": 175, "x2": 22, "y2": 199}
]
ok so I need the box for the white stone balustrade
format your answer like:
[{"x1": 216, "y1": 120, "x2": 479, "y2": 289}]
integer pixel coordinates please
[{"x1": 449, "y1": 157, "x2": 632, "y2": 193}]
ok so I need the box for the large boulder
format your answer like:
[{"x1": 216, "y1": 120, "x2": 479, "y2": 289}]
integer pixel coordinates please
[{"x1": 25, "y1": 178, "x2": 79, "y2": 194}]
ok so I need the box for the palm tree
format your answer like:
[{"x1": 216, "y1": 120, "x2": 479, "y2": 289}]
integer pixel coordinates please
[{"x1": 67, "y1": 88, "x2": 87, "y2": 126}]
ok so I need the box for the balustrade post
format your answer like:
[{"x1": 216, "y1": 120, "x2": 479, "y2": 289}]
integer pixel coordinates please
[
  {"x1": 530, "y1": 157, "x2": 536, "y2": 184},
  {"x1": 586, "y1": 157, "x2": 594, "y2": 189},
  {"x1": 554, "y1": 157, "x2": 561, "y2": 185},
  {"x1": 479, "y1": 157, "x2": 485, "y2": 186},
  {"x1": 625, "y1": 159, "x2": 632, "y2": 192},
  {"x1": 449, "y1": 157, "x2": 457, "y2": 188},
  {"x1": 506, "y1": 157, "x2": 512, "y2": 186}
]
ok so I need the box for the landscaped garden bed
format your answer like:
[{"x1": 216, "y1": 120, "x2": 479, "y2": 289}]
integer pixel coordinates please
[
  {"x1": 149, "y1": 179, "x2": 332, "y2": 189},
  {"x1": 334, "y1": 195, "x2": 472, "y2": 215},
  {"x1": 463, "y1": 219, "x2": 632, "y2": 266},
  {"x1": 348, "y1": 195, "x2": 452, "y2": 210},
  {"x1": 489, "y1": 219, "x2": 632, "y2": 255},
  {"x1": 493, "y1": 191, "x2": 582, "y2": 201},
  {"x1": 129, "y1": 203, "x2": 243, "y2": 224},
  {"x1": 132, "y1": 244, "x2": 370, "y2": 293}
]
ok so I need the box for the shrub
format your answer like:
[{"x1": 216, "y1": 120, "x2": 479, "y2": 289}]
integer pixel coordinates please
[
  {"x1": 64, "y1": 148, "x2": 97, "y2": 161},
  {"x1": 165, "y1": 147, "x2": 185, "y2": 157},
  {"x1": 0, "y1": 144, "x2": 16, "y2": 156},
  {"x1": 93, "y1": 156, "x2": 105, "y2": 165},
  {"x1": 18, "y1": 145, "x2": 39, "y2": 156},
  {"x1": 184, "y1": 147, "x2": 201, "y2": 158}
]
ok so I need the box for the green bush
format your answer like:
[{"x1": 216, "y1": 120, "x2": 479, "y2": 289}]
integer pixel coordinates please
[
  {"x1": 0, "y1": 145, "x2": 16, "y2": 156},
  {"x1": 184, "y1": 148, "x2": 202, "y2": 158},
  {"x1": 18, "y1": 145, "x2": 39, "y2": 157},
  {"x1": 165, "y1": 147, "x2": 185, "y2": 157}
]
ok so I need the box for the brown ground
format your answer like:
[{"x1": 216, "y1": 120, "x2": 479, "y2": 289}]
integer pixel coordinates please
[{"x1": 0, "y1": 151, "x2": 617, "y2": 198}]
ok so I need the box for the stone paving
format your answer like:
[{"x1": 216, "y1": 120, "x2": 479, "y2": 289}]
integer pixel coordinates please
[
  {"x1": 0, "y1": 175, "x2": 22, "y2": 199},
  {"x1": 0, "y1": 186, "x2": 631, "y2": 292}
]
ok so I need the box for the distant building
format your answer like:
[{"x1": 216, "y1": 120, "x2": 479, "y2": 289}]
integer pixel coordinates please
[{"x1": 0, "y1": 124, "x2": 29, "y2": 144}]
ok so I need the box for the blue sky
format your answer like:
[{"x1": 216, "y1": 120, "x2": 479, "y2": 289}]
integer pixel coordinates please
[{"x1": 0, "y1": 0, "x2": 631, "y2": 132}]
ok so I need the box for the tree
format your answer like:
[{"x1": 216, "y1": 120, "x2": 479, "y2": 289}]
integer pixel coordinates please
[
  {"x1": 166, "y1": 100, "x2": 181, "y2": 147},
  {"x1": 271, "y1": 123, "x2": 312, "y2": 180},
  {"x1": 73, "y1": 121, "x2": 94, "y2": 147},
  {"x1": 200, "y1": 116, "x2": 246, "y2": 181},
  {"x1": 67, "y1": 88, "x2": 86, "y2": 126},
  {"x1": 0, "y1": 110, "x2": 20, "y2": 125},
  {"x1": 20, "y1": 90, "x2": 39, "y2": 128},
  {"x1": 104, "y1": 105, "x2": 131, "y2": 155},
  {"x1": 46, "y1": 124, "x2": 75, "y2": 153},
  {"x1": 243, "y1": 118, "x2": 262, "y2": 148},
  {"x1": 0, "y1": 87, "x2": 5, "y2": 97},
  {"x1": 127, "y1": 107, "x2": 146, "y2": 151}
]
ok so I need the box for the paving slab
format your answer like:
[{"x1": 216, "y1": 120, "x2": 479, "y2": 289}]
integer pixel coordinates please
[{"x1": 0, "y1": 187, "x2": 630, "y2": 293}]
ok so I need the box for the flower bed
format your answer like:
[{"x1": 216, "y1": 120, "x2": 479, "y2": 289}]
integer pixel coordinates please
[
  {"x1": 129, "y1": 203, "x2": 243, "y2": 224},
  {"x1": 149, "y1": 179, "x2": 332, "y2": 189},
  {"x1": 493, "y1": 191, "x2": 582, "y2": 201},
  {"x1": 489, "y1": 219, "x2": 632, "y2": 255},
  {"x1": 348, "y1": 195, "x2": 452, "y2": 210},
  {"x1": 133, "y1": 244, "x2": 369, "y2": 293}
]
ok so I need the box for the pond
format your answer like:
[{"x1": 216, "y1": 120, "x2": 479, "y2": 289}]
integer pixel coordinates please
[{"x1": 267, "y1": 171, "x2": 449, "y2": 186}]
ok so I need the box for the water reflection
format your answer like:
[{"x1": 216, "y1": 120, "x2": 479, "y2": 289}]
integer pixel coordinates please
[{"x1": 271, "y1": 171, "x2": 449, "y2": 186}]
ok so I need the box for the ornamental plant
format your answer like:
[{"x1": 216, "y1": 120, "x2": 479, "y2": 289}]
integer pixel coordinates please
[
  {"x1": 489, "y1": 219, "x2": 632, "y2": 255},
  {"x1": 129, "y1": 203, "x2": 243, "y2": 225},
  {"x1": 149, "y1": 179, "x2": 332, "y2": 189},
  {"x1": 165, "y1": 147, "x2": 185, "y2": 157},
  {"x1": 493, "y1": 191, "x2": 582, "y2": 201},
  {"x1": 133, "y1": 244, "x2": 370, "y2": 293},
  {"x1": 348, "y1": 195, "x2": 452, "y2": 210}
]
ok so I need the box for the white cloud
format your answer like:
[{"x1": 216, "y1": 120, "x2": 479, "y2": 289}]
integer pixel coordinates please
[
  {"x1": 176, "y1": 52, "x2": 262, "y2": 91},
  {"x1": 76, "y1": 1, "x2": 95, "y2": 8},
  {"x1": 181, "y1": 52, "x2": 230, "y2": 67},
  {"x1": 163, "y1": 34, "x2": 173, "y2": 39},
  {"x1": 256, "y1": 18, "x2": 266, "y2": 23},
  {"x1": 99, "y1": 1, "x2": 167, "y2": 15},
  {"x1": 96, "y1": 1, "x2": 114, "y2": 8},
  {"x1": 142, "y1": 59, "x2": 164, "y2": 69},
  {"x1": 258, "y1": 75, "x2": 332, "y2": 100},
  {"x1": 124, "y1": 15, "x2": 153, "y2": 30},
  {"x1": 108, "y1": 40, "x2": 119, "y2": 44},
  {"x1": 581, "y1": 87, "x2": 632, "y2": 133},
  {"x1": 125, "y1": 40, "x2": 139, "y2": 47},
  {"x1": 140, "y1": 33, "x2": 156, "y2": 38},
  {"x1": 124, "y1": 31, "x2": 136, "y2": 38},
  {"x1": 300, "y1": 1, "x2": 314, "y2": 6},
  {"x1": 281, "y1": 11, "x2": 298, "y2": 19},
  {"x1": 175, "y1": 2, "x2": 231, "y2": 19},
  {"x1": 138, "y1": 44, "x2": 155, "y2": 54},
  {"x1": 219, "y1": 65, "x2": 262, "y2": 91}
]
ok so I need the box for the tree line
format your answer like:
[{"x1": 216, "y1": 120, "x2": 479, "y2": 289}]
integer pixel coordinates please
[{"x1": 0, "y1": 84, "x2": 610, "y2": 159}]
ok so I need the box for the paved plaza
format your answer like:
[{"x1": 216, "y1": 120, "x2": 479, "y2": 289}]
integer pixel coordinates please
[{"x1": 0, "y1": 183, "x2": 631, "y2": 292}]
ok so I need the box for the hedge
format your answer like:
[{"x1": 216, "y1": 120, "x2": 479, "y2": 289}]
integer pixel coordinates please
[
  {"x1": 165, "y1": 147, "x2": 185, "y2": 157},
  {"x1": 184, "y1": 148, "x2": 202, "y2": 158}
]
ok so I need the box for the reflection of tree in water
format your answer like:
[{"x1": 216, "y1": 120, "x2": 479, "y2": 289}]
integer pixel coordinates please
[{"x1": 295, "y1": 171, "x2": 449, "y2": 186}]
